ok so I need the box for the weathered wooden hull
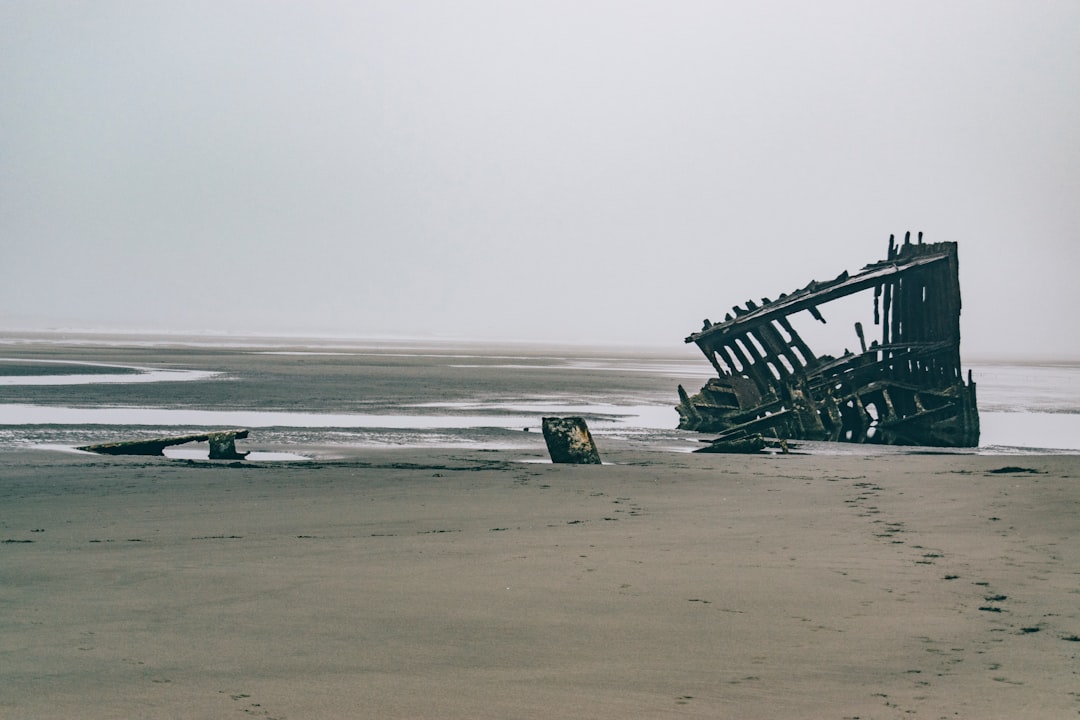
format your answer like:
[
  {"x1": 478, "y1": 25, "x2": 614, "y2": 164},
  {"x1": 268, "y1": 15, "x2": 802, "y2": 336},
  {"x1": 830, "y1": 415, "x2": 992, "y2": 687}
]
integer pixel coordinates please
[{"x1": 679, "y1": 234, "x2": 979, "y2": 449}]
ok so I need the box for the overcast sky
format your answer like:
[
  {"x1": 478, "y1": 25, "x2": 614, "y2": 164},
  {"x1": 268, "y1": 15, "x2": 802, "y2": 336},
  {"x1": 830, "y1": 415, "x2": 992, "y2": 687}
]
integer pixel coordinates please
[{"x1": 2, "y1": 1, "x2": 1078, "y2": 358}]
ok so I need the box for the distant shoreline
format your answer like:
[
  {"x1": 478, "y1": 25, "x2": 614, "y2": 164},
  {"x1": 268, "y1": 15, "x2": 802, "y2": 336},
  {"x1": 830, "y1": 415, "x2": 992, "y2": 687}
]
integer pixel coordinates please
[
  {"x1": 4, "y1": 329, "x2": 1077, "y2": 365},
  {"x1": 1, "y1": 337, "x2": 1077, "y2": 454}
]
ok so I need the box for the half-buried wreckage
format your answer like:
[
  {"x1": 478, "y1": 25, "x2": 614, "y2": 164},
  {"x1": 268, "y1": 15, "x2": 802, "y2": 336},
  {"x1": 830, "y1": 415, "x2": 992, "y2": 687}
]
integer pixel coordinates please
[{"x1": 677, "y1": 233, "x2": 979, "y2": 450}]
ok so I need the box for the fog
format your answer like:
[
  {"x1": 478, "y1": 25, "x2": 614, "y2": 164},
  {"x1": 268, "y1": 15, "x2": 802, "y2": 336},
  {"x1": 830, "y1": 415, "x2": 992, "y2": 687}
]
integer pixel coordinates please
[{"x1": 2, "y1": 1, "x2": 1078, "y2": 358}]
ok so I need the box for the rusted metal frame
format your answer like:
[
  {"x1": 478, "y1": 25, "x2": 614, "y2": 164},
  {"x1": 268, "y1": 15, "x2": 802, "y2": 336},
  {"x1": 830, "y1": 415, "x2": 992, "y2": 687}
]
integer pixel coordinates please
[
  {"x1": 686, "y1": 385, "x2": 777, "y2": 422},
  {"x1": 848, "y1": 393, "x2": 872, "y2": 442},
  {"x1": 903, "y1": 265, "x2": 950, "y2": 382},
  {"x1": 915, "y1": 345, "x2": 957, "y2": 389},
  {"x1": 854, "y1": 322, "x2": 868, "y2": 354},
  {"x1": 854, "y1": 386, "x2": 886, "y2": 429},
  {"x1": 725, "y1": 304, "x2": 794, "y2": 382},
  {"x1": 850, "y1": 339, "x2": 954, "y2": 356},
  {"x1": 704, "y1": 405, "x2": 793, "y2": 442},
  {"x1": 915, "y1": 267, "x2": 936, "y2": 341},
  {"x1": 829, "y1": 379, "x2": 889, "y2": 425},
  {"x1": 924, "y1": 267, "x2": 945, "y2": 344},
  {"x1": 924, "y1": 266, "x2": 955, "y2": 382},
  {"x1": 697, "y1": 340, "x2": 728, "y2": 376},
  {"x1": 705, "y1": 340, "x2": 775, "y2": 401},
  {"x1": 710, "y1": 342, "x2": 743, "y2": 379},
  {"x1": 774, "y1": 316, "x2": 819, "y2": 368},
  {"x1": 912, "y1": 391, "x2": 927, "y2": 414},
  {"x1": 904, "y1": 273, "x2": 922, "y2": 379},
  {"x1": 837, "y1": 380, "x2": 917, "y2": 427},
  {"x1": 836, "y1": 376, "x2": 960, "y2": 409},
  {"x1": 915, "y1": 271, "x2": 940, "y2": 381},
  {"x1": 728, "y1": 334, "x2": 777, "y2": 395},
  {"x1": 906, "y1": 271, "x2": 925, "y2": 346},
  {"x1": 835, "y1": 395, "x2": 866, "y2": 442},
  {"x1": 869, "y1": 345, "x2": 945, "y2": 390},
  {"x1": 881, "y1": 277, "x2": 893, "y2": 348},
  {"x1": 894, "y1": 241, "x2": 961, "y2": 364},
  {"x1": 815, "y1": 363, "x2": 883, "y2": 399},
  {"x1": 685, "y1": 253, "x2": 953, "y2": 346},
  {"x1": 890, "y1": 276, "x2": 904, "y2": 370},
  {"x1": 737, "y1": 327, "x2": 789, "y2": 383},
  {"x1": 750, "y1": 320, "x2": 805, "y2": 378},
  {"x1": 877, "y1": 401, "x2": 957, "y2": 429},
  {"x1": 822, "y1": 395, "x2": 845, "y2": 441},
  {"x1": 676, "y1": 385, "x2": 701, "y2": 424},
  {"x1": 891, "y1": 270, "x2": 921, "y2": 380},
  {"x1": 802, "y1": 344, "x2": 953, "y2": 401},
  {"x1": 704, "y1": 336, "x2": 743, "y2": 375},
  {"x1": 943, "y1": 250, "x2": 964, "y2": 379},
  {"x1": 725, "y1": 397, "x2": 789, "y2": 427}
]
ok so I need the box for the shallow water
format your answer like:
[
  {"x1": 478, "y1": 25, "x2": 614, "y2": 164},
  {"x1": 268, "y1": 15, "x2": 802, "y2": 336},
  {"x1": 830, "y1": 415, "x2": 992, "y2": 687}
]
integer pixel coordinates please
[
  {"x1": 0, "y1": 339, "x2": 1075, "y2": 454},
  {"x1": 0, "y1": 358, "x2": 217, "y2": 386}
]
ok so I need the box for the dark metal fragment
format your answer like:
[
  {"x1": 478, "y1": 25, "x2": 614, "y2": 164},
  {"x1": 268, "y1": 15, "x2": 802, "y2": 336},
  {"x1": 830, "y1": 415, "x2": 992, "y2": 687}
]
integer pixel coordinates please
[
  {"x1": 78, "y1": 430, "x2": 250, "y2": 459},
  {"x1": 542, "y1": 417, "x2": 602, "y2": 464}
]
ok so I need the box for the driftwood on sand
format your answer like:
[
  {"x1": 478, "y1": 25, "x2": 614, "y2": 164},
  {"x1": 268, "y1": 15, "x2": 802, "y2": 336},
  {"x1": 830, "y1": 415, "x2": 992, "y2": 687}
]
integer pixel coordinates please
[{"x1": 78, "y1": 430, "x2": 250, "y2": 460}]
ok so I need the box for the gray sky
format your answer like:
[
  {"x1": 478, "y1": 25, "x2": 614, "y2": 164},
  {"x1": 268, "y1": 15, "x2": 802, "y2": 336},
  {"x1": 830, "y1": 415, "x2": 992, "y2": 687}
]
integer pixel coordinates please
[{"x1": 2, "y1": 1, "x2": 1078, "y2": 358}]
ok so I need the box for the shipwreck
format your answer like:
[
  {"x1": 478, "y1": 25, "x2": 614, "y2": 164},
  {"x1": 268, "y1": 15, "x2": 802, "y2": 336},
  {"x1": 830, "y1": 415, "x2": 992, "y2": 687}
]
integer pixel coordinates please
[{"x1": 677, "y1": 233, "x2": 979, "y2": 449}]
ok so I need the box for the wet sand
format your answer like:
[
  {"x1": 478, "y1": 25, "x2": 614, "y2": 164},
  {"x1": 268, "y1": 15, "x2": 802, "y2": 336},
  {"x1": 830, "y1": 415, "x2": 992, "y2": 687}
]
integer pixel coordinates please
[{"x1": 2, "y1": 447, "x2": 1079, "y2": 718}]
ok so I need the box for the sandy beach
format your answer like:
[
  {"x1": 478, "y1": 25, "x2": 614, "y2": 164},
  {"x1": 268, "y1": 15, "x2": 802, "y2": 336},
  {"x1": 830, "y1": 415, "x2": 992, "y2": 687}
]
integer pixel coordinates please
[
  {"x1": 2, "y1": 446, "x2": 1078, "y2": 718},
  {"x1": 6, "y1": 0, "x2": 1080, "y2": 715}
]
